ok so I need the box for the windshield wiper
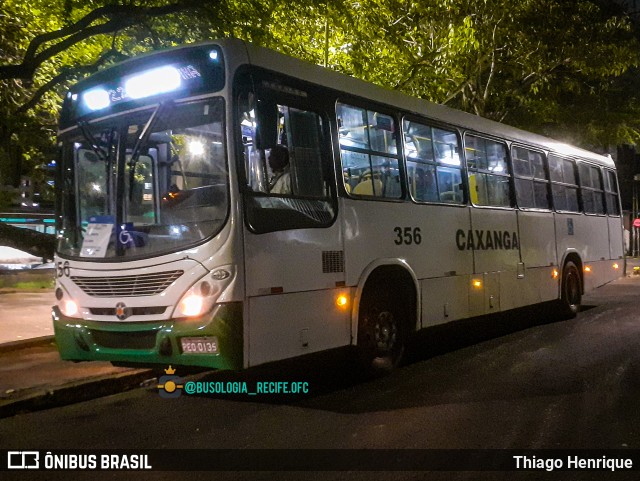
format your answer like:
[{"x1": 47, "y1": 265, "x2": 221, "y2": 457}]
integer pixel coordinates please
[
  {"x1": 128, "y1": 101, "x2": 173, "y2": 201},
  {"x1": 77, "y1": 121, "x2": 114, "y2": 162}
]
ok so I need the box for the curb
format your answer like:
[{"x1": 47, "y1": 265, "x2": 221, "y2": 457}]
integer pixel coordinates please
[
  {"x1": 0, "y1": 369, "x2": 155, "y2": 418},
  {"x1": 0, "y1": 335, "x2": 55, "y2": 353}
]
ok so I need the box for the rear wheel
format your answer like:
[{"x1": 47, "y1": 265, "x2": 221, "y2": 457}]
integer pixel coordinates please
[
  {"x1": 357, "y1": 287, "x2": 406, "y2": 376},
  {"x1": 560, "y1": 260, "x2": 582, "y2": 318}
]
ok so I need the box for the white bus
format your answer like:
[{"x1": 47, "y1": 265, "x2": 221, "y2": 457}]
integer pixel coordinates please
[{"x1": 53, "y1": 38, "x2": 624, "y2": 373}]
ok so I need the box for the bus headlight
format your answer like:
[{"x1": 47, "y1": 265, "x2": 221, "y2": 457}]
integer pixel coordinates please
[
  {"x1": 173, "y1": 269, "x2": 234, "y2": 319},
  {"x1": 175, "y1": 284, "x2": 217, "y2": 318},
  {"x1": 179, "y1": 294, "x2": 205, "y2": 317},
  {"x1": 61, "y1": 299, "x2": 79, "y2": 318},
  {"x1": 56, "y1": 283, "x2": 81, "y2": 318}
]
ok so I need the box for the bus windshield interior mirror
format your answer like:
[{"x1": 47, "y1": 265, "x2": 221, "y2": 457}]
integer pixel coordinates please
[{"x1": 255, "y1": 98, "x2": 278, "y2": 150}]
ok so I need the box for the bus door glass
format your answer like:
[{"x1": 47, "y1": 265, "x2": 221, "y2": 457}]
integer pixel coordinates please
[{"x1": 239, "y1": 85, "x2": 336, "y2": 233}]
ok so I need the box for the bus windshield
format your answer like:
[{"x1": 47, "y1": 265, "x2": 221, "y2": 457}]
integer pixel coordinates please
[{"x1": 57, "y1": 97, "x2": 228, "y2": 260}]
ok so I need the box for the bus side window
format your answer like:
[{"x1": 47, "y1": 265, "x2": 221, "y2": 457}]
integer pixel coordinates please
[
  {"x1": 239, "y1": 93, "x2": 269, "y2": 193},
  {"x1": 338, "y1": 103, "x2": 401, "y2": 199},
  {"x1": 465, "y1": 134, "x2": 510, "y2": 207},
  {"x1": 402, "y1": 119, "x2": 463, "y2": 204},
  {"x1": 285, "y1": 106, "x2": 327, "y2": 197},
  {"x1": 579, "y1": 162, "x2": 605, "y2": 215},
  {"x1": 605, "y1": 170, "x2": 620, "y2": 216},
  {"x1": 239, "y1": 94, "x2": 328, "y2": 199},
  {"x1": 549, "y1": 154, "x2": 579, "y2": 212},
  {"x1": 512, "y1": 146, "x2": 550, "y2": 210},
  {"x1": 239, "y1": 89, "x2": 336, "y2": 234}
]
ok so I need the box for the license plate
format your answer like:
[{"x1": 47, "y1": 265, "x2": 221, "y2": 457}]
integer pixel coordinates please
[{"x1": 180, "y1": 337, "x2": 218, "y2": 354}]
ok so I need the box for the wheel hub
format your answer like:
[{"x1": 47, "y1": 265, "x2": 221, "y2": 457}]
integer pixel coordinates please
[
  {"x1": 567, "y1": 272, "x2": 579, "y2": 305},
  {"x1": 374, "y1": 311, "x2": 397, "y2": 351}
]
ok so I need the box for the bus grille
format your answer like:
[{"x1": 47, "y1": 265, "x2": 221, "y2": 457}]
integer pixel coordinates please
[
  {"x1": 70, "y1": 270, "x2": 184, "y2": 297},
  {"x1": 89, "y1": 306, "x2": 167, "y2": 316}
]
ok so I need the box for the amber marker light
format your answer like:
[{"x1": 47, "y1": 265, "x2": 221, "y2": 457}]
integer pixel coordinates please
[
  {"x1": 336, "y1": 294, "x2": 349, "y2": 309},
  {"x1": 613, "y1": 263, "x2": 619, "y2": 270},
  {"x1": 584, "y1": 266, "x2": 592, "y2": 273},
  {"x1": 552, "y1": 269, "x2": 559, "y2": 279},
  {"x1": 472, "y1": 279, "x2": 482, "y2": 289}
]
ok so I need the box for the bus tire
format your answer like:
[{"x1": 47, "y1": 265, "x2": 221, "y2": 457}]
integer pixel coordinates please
[
  {"x1": 356, "y1": 284, "x2": 407, "y2": 376},
  {"x1": 560, "y1": 260, "x2": 582, "y2": 318}
]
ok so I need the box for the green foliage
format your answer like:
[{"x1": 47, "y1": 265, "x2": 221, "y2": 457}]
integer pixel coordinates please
[
  {"x1": 0, "y1": 0, "x2": 639, "y2": 179},
  {"x1": 0, "y1": 0, "x2": 109, "y2": 182},
  {"x1": 313, "y1": 0, "x2": 640, "y2": 148},
  {"x1": 203, "y1": 0, "x2": 640, "y2": 148}
]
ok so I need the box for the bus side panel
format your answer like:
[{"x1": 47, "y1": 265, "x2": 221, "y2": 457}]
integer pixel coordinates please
[
  {"x1": 469, "y1": 208, "x2": 519, "y2": 274},
  {"x1": 554, "y1": 213, "x2": 580, "y2": 264},
  {"x1": 510, "y1": 211, "x2": 558, "y2": 307},
  {"x1": 499, "y1": 270, "x2": 535, "y2": 310},
  {"x1": 608, "y1": 215, "x2": 624, "y2": 260},
  {"x1": 421, "y1": 276, "x2": 469, "y2": 327},
  {"x1": 538, "y1": 266, "x2": 561, "y2": 302},
  {"x1": 247, "y1": 289, "x2": 351, "y2": 366},
  {"x1": 517, "y1": 211, "x2": 557, "y2": 268},
  {"x1": 244, "y1": 222, "x2": 348, "y2": 366},
  {"x1": 342, "y1": 200, "x2": 473, "y2": 285},
  {"x1": 555, "y1": 213, "x2": 610, "y2": 291},
  {"x1": 581, "y1": 216, "x2": 611, "y2": 264},
  {"x1": 244, "y1": 227, "x2": 343, "y2": 296},
  {"x1": 607, "y1": 216, "x2": 624, "y2": 284},
  {"x1": 468, "y1": 208, "x2": 520, "y2": 313}
]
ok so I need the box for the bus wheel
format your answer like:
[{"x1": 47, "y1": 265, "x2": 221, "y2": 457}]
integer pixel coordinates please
[
  {"x1": 357, "y1": 290, "x2": 406, "y2": 375},
  {"x1": 561, "y1": 260, "x2": 582, "y2": 318}
]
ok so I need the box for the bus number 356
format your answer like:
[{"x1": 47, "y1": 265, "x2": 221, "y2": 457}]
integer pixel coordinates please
[{"x1": 394, "y1": 227, "x2": 422, "y2": 245}]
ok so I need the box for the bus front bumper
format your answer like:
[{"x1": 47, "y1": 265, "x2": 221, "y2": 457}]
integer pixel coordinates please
[{"x1": 52, "y1": 302, "x2": 243, "y2": 370}]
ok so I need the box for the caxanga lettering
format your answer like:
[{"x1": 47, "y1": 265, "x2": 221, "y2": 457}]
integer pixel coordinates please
[{"x1": 456, "y1": 229, "x2": 519, "y2": 251}]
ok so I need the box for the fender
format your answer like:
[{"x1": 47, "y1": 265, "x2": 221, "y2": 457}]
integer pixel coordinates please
[{"x1": 350, "y1": 258, "x2": 421, "y2": 345}]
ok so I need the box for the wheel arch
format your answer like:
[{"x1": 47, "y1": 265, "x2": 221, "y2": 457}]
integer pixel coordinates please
[{"x1": 351, "y1": 258, "x2": 420, "y2": 345}]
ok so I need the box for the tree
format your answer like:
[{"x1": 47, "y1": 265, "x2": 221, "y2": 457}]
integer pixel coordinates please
[
  {"x1": 0, "y1": 0, "x2": 205, "y2": 187},
  {"x1": 323, "y1": 0, "x2": 640, "y2": 149},
  {"x1": 1, "y1": 0, "x2": 640, "y2": 188}
]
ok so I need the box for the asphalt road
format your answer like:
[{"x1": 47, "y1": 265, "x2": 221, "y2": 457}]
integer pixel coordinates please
[{"x1": 3, "y1": 275, "x2": 640, "y2": 480}]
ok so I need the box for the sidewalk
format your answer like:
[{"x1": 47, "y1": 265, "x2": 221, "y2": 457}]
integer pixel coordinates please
[
  {"x1": 0, "y1": 288, "x2": 55, "y2": 346},
  {"x1": 0, "y1": 288, "x2": 152, "y2": 418}
]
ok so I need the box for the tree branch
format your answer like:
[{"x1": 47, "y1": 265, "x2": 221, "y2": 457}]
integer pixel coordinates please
[
  {"x1": 482, "y1": 23, "x2": 499, "y2": 103},
  {"x1": 0, "y1": 1, "x2": 202, "y2": 81},
  {"x1": 15, "y1": 49, "x2": 128, "y2": 115}
]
